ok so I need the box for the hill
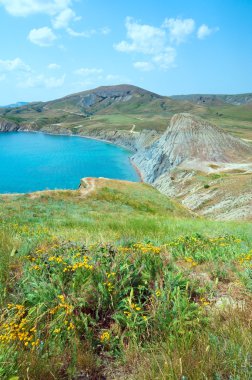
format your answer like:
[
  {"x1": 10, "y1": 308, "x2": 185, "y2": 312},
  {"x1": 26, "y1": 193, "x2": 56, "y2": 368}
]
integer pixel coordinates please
[
  {"x1": 0, "y1": 101, "x2": 29, "y2": 108},
  {"x1": 1, "y1": 84, "x2": 252, "y2": 140},
  {"x1": 133, "y1": 113, "x2": 252, "y2": 220},
  {"x1": 171, "y1": 93, "x2": 252, "y2": 106}
]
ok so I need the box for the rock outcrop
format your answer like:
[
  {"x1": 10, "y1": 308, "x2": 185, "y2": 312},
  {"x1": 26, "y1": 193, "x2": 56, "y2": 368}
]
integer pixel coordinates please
[
  {"x1": 132, "y1": 113, "x2": 252, "y2": 220},
  {"x1": 132, "y1": 113, "x2": 252, "y2": 183},
  {"x1": 0, "y1": 119, "x2": 20, "y2": 132},
  {"x1": 80, "y1": 128, "x2": 160, "y2": 152}
]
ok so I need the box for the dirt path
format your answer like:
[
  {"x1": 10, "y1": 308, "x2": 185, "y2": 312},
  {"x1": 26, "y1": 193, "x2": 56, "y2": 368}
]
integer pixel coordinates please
[{"x1": 79, "y1": 177, "x2": 96, "y2": 197}]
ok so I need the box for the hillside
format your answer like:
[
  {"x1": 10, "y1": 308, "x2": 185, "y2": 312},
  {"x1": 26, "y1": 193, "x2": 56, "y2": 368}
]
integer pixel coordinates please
[
  {"x1": 1, "y1": 84, "x2": 252, "y2": 140},
  {"x1": 172, "y1": 93, "x2": 252, "y2": 106},
  {"x1": 0, "y1": 101, "x2": 29, "y2": 108},
  {"x1": 1, "y1": 177, "x2": 252, "y2": 379}
]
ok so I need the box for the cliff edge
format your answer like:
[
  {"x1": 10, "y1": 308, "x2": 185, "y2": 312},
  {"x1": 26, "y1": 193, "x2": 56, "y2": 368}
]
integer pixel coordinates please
[{"x1": 133, "y1": 113, "x2": 252, "y2": 220}]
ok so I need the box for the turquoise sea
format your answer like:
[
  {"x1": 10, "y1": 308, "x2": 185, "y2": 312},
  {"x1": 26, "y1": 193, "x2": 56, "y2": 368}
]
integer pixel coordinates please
[{"x1": 0, "y1": 132, "x2": 139, "y2": 193}]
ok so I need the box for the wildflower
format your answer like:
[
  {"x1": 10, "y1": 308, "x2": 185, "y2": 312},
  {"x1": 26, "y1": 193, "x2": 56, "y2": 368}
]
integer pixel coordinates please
[
  {"x1": 67, "y1": 322, "x2": 75, "y2": 331},
  {"x1": 155, "y1": 290, "x2": 161, "y2": 297},
  {"x1": 100, "y1": 331, "x2": 110, "y2": 343}
]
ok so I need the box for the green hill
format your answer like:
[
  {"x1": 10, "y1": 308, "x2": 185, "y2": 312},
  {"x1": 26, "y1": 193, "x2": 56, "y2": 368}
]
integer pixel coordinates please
[{"x1": 1, "y1": 84, "x2": 252, "y2": 140}]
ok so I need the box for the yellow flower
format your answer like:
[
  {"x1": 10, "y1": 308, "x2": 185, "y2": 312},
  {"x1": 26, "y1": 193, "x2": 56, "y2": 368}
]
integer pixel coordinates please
[
  {"x1": 100, "y1": 331, "x2": 110, "y2": 343},
  {"x1": 67, "y1": 322, "x2": 75, "y2": 331}
]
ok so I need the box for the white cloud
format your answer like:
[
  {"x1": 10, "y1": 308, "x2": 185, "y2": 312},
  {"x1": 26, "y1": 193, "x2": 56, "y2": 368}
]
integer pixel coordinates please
[
  {"x1": 1, "y1": 0, "x2": 71, "y2": 17},
  {"x1": 19, "y1": 73, "x2": 65, "y2": 88},
  {"x1": 115, "y1": 16, "x2": 217, "y2": 71},
  {"x1": 52, "y1": 7, "x2": 76, "y2": 29},
  {"x1": 74, "y1": 68, "x2": 104, "y2": 76},
  {"x1": 28, "y1": 27, "x2": 57, "y2": 46},
  {"x1": 66, "y1": 27, "x2": 111, "y2": 38},
  {"x1": 162, "y1": 18, "x2": 195, "y2": 44},
  {"x1": 47, "y1": 63, "x2": 61, "y2": 70},
  {"x1": 0, "y1": 0, "x2": 72, "y2": 17},
  {"x1": 66, "y1": 27, "x2": 96, "y2": 38},
  {"x1": 115, "y1": 17, "x2": 177, "y2": 70},
  {"x1": 0, "y1": 57, "x2": 31, "y2": 72},
  {"x1": 197, "y1": 24, "x2": 219, "y2": 39},
  {"x1": 133, "y1": 61, "x2": 154, "y2": 72},
  {"x1": 114, "y1": 17, "x2": 166, "y2": 55},
  {"x1": 152, "y1": 47, "x2": 176, "y2": 69}
]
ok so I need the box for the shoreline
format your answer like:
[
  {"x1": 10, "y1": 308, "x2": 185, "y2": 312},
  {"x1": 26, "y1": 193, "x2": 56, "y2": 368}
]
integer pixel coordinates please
[
  {"x1": 130, "y1": 158, "x2": 144, "y2": 182},
  {"x1": 0, "y1": 128, "x2": 144, "y2": 195}
]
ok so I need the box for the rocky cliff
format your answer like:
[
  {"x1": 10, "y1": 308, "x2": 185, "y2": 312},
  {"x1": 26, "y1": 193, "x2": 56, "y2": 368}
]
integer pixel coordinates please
[
  {"x1": 132, "y1": 113, "x2": 252, "y2": 220},
  {"x1": 0, "y1": 119, "x2": 20, "y2": 132},
  {"x1": 132, "y1": 113, "x2": 252, "y2": 182},
  {"x1": 79, "y1": 128, "x2": 160, "y2": 152}
]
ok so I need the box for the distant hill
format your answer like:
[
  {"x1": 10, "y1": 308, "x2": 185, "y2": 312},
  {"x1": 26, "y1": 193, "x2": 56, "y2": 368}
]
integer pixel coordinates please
[
  {"x1": 171, "y1": 94, "x2": 252, "y2": 106},
  {"x1": 0, "y1": 84, "x2": 252, "y2": 140},
  {"x1": 0, "y1": 101, "x2": 29, "y2": 108}
]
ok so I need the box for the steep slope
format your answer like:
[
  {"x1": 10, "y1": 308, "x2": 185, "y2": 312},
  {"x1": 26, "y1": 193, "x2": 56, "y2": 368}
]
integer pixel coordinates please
[
  {"x1": 0, "y1": 118, "x2": 19, "y2": 132},
  {"x1": 133, "y1": 113, "x2": 252, "y2": 182},
  {"x1": 133, "y1": 113, "x2": 252, "y2": 220}
]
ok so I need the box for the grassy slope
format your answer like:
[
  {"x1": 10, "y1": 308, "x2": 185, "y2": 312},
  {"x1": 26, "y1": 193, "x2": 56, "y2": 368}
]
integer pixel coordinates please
[
  {"x1": 0, "y1": 180, "x2": 252, "y2": 379},
  {"x1": 1, "y1": 179, "x2": 251, "y2": 242}
]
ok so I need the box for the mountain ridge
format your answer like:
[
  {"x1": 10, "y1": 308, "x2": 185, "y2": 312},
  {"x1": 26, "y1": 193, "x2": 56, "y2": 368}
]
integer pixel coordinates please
[{"x1": 171, "y1": 93, "x2": 252, "y2": 105}]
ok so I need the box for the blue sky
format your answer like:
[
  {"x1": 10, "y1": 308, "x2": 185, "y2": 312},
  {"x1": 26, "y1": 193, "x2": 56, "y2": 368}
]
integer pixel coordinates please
[{"x1": 0, "y1": 0, "x2": 251, "y2": 104}]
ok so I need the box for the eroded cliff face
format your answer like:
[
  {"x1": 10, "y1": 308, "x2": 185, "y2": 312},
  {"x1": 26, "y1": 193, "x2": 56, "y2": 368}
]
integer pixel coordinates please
[
  {"x1": 132, "y1": 113, "x2": 252, "y2": 220},
  {"x1": 0, "y1": 119, "x2": 20, "y2": 132},
  {"x1": 132, "y1": 113, "x2": 252, "y2": 182},
  {"x1": 79, "y1": 128, "x2": 160, "y2": 152}
]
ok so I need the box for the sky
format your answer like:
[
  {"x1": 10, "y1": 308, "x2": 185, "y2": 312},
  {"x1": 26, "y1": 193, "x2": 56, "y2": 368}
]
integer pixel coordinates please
[{"x1": 0, "y1": 0, "x2": 251, "y2": 104}]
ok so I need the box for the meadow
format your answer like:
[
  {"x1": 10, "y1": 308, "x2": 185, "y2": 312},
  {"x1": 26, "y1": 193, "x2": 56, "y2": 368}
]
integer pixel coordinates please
[{"x1": 0, "y1": 180, "x2": 251, "y2": 379}]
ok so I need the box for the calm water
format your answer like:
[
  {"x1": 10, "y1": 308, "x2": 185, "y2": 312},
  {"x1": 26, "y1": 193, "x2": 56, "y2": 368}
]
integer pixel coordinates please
[{"x1": 0, "y1": 132, "x2": 139, "y2": 193}]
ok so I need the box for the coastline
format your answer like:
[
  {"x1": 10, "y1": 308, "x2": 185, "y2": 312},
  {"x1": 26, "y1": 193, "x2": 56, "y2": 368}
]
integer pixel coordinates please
[
  {"x1": 130, "y1": 158, "x2": 144, "y2": 182},
  {"x1": 19, "y1": 128, "x2": 136, "y2": 153},
  {"x1": 0, "y1": 128, "x2": 144, "y2": 195}
]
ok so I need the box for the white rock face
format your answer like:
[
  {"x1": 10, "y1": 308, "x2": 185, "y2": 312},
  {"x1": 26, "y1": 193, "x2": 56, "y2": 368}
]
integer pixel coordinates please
[
  {"x1": 132, "y1": 113, "x2": 252, "y2": 220},
  {"x1": 132, "y1": 113, "x2": 252, "y2": 183}
]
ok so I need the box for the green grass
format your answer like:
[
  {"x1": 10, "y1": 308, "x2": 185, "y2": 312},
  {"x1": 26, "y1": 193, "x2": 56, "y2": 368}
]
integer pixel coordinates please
[{"x1": 0, "y1": 181, "x2": 251, "y2": 379}]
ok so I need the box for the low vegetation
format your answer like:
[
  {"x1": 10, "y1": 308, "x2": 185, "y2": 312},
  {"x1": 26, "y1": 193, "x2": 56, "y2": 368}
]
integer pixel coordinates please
[{"x1": 0, "y1": 180, "x2": 251, "y2": 379}]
